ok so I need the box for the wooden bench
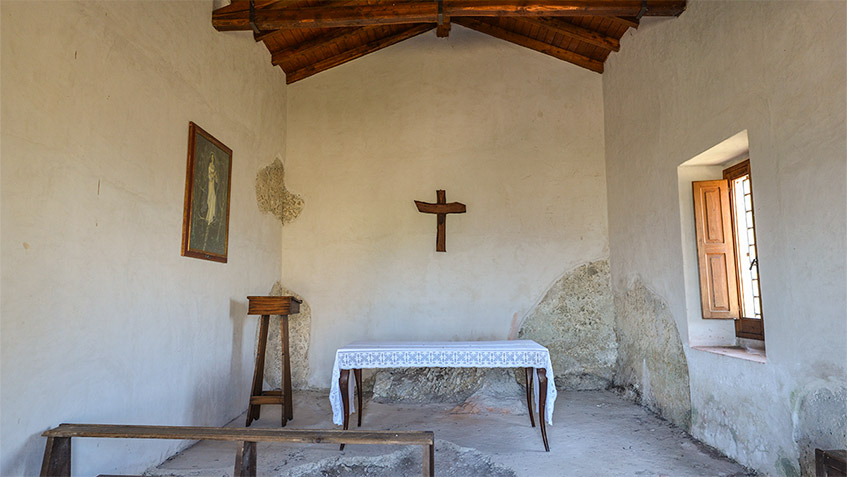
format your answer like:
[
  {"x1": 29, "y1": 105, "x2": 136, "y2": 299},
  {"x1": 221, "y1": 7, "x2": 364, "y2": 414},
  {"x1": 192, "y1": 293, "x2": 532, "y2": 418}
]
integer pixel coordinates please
[
  {"x1": 41, "y1": 423, "x2": 435, "y2": 477},
  {"x1": 816, "y1": 449, "x2": 847, "y2": 477}
]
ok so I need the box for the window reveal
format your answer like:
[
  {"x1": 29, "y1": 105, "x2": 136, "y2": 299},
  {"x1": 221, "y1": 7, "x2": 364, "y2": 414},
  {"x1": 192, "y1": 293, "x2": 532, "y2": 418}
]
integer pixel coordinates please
[{"x1": 692, "y1": 159, "x2": 764, "y2": 340}]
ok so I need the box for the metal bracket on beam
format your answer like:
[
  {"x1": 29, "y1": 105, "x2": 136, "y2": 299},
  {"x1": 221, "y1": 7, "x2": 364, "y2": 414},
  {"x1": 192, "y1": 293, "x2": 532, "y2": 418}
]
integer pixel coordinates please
[{"x1": 636, "y1": 0, "x2": 648, "y2": 20}]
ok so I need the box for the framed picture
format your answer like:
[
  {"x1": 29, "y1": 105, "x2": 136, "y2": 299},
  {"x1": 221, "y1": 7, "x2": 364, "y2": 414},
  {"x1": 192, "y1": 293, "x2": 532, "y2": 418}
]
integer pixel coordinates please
[{"x1": 181, "y1": 122, "x2": 233, "y2": 263}]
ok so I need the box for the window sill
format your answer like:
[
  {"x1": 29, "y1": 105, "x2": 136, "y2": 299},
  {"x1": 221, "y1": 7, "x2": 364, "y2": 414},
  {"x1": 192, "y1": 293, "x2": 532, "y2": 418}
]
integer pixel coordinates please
[{"x1": 691, "y1": 345, "x2": 767, "y2": 363}]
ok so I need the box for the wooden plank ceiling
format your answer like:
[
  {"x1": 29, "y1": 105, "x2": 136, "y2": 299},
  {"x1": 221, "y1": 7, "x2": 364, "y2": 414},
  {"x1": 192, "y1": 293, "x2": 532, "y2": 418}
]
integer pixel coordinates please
[{"x1": 213, "y1": 1, "x2": 686, "y2": 83}]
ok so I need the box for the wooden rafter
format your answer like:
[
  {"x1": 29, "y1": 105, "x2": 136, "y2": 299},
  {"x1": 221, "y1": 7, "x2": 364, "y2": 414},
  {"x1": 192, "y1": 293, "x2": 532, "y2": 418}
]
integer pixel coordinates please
[
  {"x1": 254, "y1": 29, "x2": 281, "y2": 42},
  {"x1": 453, "y1": 17, "x2": 603, "y2": 73},
  {"x1": 271, "y1": 27, "x2": 363, "y2": 65},
  {"x1": 516, "y1": 17, "x2": 620, "y2": 51},
  {"x1": 213, "y1": 0, "x2": 685, "y2": 31},
  {"x1": 285, "y1": 24, "x2": 436, "y2": 83},
  {"x1": 610, "y1": 16, "x2": 640, "y2": 29}
]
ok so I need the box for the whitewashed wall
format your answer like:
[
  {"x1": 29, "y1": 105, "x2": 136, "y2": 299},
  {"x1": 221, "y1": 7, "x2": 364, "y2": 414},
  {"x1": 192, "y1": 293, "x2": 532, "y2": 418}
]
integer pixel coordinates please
[
  {"x1": 283, "y1": 26, "x2": 609, "y2": 387},
  {"x1": 0, "y1": 2, "x2": 286, "y2": 474},
  {"x1": 603, "y1": 1, "x2": 846, "y2": 474}
]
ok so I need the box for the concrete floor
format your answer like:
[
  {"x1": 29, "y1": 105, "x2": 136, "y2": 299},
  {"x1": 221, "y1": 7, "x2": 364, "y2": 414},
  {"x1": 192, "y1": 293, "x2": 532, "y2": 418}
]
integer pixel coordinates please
[{"x1": 147, "y1": 390, "x2": 754, "y2": 476}]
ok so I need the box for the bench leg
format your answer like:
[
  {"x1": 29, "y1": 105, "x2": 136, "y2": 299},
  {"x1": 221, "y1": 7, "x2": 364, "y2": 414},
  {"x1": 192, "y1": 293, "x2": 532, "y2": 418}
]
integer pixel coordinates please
[
  {"x1": 40, "y1": 436, "x2": 71, "y2": 477},
  {"x1": 234, "y1": 441, "x2": 257, "y2": 477},
  {"x1": 536, "y1": 368, "x2": 550, "y2": 452},
  {"x1": 339, "y1": 369, "x2": 350, "y2": 451},
  {"x1": 524, "y1": 367, "x2": 536, "y2": 428},
  {"x1": 354, "y1": 368, "x2": 363, "y2": 427},
  {"x1": 422, "y1": 442, "x2": 435, "y2": 477}
]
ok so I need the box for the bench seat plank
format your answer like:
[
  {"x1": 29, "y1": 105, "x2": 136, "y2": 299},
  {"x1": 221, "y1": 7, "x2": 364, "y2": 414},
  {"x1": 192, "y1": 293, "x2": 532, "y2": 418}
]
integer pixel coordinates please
[
  {"x1": 43, "y1": 423, "x2": 433, "y2": 446},
  {"x1": 41, "y1": 424, "x2": 435, "y2": 445}
]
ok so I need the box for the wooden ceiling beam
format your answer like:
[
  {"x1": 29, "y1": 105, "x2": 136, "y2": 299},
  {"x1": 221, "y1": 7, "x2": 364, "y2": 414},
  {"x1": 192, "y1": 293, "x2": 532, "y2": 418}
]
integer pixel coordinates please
[
  {"x1": 453, "y1": 17, "x2": 603, "y2": 73},
  {"x1": 251, "y1": 0, "x2": 365, "y2": 42},
  {"x1": 517, "y1": 17, "x2": 620, "y2": 51},
  {"x1": 214, "y1": 2, "x2": 436, "y2": 31},
  {"x1": 447, "y1": 0, "x2": 684, "y2": 17},
  {"x1": 271, "y1": 27, "x2": 363, "y2": 65},
  {"x1": 213, "y1": 1, "x2": 685, "y2": 31},
  {"x1": 285, "y1": 24, "x2": 436, "y2": 83}
]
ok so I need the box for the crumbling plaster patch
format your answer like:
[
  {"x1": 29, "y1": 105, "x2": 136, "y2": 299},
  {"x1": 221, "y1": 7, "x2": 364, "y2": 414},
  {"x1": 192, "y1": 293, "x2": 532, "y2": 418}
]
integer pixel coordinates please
[
  {"x1": 519, "y1": 260, "x2": 617, "y2": 390},
  {"x1": 255, "y1": 158, "x2": 303, "y2": 224},
  {"x1": 262, "y1": 282, "x2": 311, "y2": 390},
  {"x1": 614, "y1": 279, "x2": 691, "y2": 429}
]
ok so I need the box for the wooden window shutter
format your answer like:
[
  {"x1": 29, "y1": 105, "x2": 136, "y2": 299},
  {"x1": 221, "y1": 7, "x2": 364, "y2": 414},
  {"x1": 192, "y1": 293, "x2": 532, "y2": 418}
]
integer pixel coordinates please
[{"x1": 692, "y1": 180, "x2": 740, "y2": 319}]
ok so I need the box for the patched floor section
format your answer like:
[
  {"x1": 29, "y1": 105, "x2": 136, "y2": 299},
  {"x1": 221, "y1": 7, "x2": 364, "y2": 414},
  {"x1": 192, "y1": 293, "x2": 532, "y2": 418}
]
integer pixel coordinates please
[
  {"x1": 145, "y1": 390, "x2": 753, "y2": 477},
  {"x1": 285, "y1": 440, "x2": 515, "y2": 477}
]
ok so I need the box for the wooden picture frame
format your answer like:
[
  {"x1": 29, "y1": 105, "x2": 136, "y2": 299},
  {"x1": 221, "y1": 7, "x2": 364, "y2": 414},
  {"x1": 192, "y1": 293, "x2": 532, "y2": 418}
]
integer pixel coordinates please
[{"x1": 181, "y1": 122, "x2": 233, "y2": 263}]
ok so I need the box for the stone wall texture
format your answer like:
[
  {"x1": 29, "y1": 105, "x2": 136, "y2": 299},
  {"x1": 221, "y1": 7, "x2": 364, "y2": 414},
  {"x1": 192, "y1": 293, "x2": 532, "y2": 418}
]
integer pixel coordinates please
[
  {"x1": 613, "y1": 279, "x2": 690, "y2": 429},
  {"x1": 263, "y1": 282, "x2": 311, "y2": 389},
  {"x1": 255, "y1": 158, "x2": 303, "y2": 225},
  {"x1": 792, "y1": 380, "x2": 847, "y2": 476},
  {"x1": 518, "y1": 260, "x2": 617, "y2": 390},
  {"x1": 372, "y1": 367, "x2": 491, "y2": 404}
]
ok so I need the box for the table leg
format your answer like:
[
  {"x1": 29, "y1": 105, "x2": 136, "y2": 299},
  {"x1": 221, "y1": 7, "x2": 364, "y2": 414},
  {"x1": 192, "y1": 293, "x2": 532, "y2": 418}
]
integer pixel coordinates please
[
  {"x1": 524, "y1": 367, "x2": 536, "y2": 428},
  {"x1": 339, "y1": 369, "x2": 350, "y2": 451},
  {"x1": 281, "y1": 314, "x2": 292, "y2": 425},
  {"x1": 536, "y1": 368, "x2": 550, "y2": 452},
  {"x1": 246, "y1": 315, "x2": 270, "y2": 427},
  {"x1": 354, "y1": 368, "x2": 363, "y2": 427}
]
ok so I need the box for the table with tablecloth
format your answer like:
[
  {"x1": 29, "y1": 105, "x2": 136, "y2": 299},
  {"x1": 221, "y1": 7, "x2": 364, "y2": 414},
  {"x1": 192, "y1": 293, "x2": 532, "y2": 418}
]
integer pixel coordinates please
[{"x1": 329, "y1": 340, "x2": 556, "y2": 451}]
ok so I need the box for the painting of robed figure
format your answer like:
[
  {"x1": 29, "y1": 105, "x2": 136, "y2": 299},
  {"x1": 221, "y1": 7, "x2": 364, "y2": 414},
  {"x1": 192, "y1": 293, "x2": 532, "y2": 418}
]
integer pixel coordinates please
[{"x1": 181, "y1": 122, "x2": 232, "y2": 263}]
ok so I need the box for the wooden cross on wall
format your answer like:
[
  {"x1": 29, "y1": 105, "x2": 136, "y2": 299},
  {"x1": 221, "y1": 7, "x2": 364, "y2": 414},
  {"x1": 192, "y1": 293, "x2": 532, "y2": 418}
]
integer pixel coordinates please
[{"x1": 415, "y1": 190, "x2": 466, "y2": 252}]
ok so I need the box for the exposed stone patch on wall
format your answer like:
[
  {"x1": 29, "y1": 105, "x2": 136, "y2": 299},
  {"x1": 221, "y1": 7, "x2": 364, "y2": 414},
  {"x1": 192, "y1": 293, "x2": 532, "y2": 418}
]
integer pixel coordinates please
[
  {"x1": 518, "y1": 260, "x2": 617, "y2": 390},
  {"x1": 450, "y1": 369, "x2": 527, "y2": 416},
  {"x1": 263, "y1": 282, "x2": 311, "y2": 390},
  {"x1": 371, "y1": 260, "x2": 616, "y2": 402},
  {"x1": 613, "y1": 279, "x2": 691, "y2": 429},
  {"x1": 255, "y1": 158, "x2": 303, "y2": 224},
  {"x1": 792, "y1": 380, "x2": 847, "y2": 476},
  {"x1": 372, "y1": 368, "x2": 491, "y2": 404}
]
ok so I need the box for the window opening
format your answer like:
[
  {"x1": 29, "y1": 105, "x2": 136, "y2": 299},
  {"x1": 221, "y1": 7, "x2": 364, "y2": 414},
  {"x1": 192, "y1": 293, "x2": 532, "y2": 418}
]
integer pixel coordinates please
[{"x1": 723, "y1": 160, "x2": 764, "y2": 340}]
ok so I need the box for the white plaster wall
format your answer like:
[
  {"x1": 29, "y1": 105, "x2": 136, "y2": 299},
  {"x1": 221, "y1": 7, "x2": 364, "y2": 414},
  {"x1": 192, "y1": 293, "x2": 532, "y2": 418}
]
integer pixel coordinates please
[
  {"x1": 0, "y1": 2, "x2": 286, "y2": 474},
  {"x1": 603, "y1": 1, "x2": 846, "y2": 474},
  {"x1": 283, "y1": 26, "x2": 609, "y2": 387}
]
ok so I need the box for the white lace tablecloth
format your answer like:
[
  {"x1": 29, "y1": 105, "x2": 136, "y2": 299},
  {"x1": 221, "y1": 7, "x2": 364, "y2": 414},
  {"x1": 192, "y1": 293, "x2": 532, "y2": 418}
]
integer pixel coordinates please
[{"x1": 329, "y1": 340, "x2": 557, "y2": 425}]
